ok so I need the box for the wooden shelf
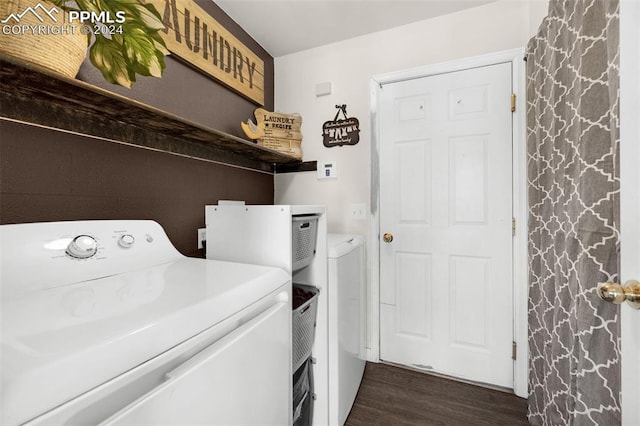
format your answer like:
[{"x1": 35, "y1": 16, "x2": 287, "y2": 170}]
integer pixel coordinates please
[
  {"x1": 0, "y1": 55, "x2": 302, "y2": 173},
  {"x1": 275, "y1": 161, "x2": 318, "y2": 174}
]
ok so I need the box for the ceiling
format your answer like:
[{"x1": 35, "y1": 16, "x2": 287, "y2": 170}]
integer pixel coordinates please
[{"x1": 215, "y1": 0, "x2": 497, "y2": 57}]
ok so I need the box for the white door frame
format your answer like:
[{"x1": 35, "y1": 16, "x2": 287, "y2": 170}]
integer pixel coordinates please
[{"x1": 369, "y1": 48, "x2": 528, "y2": 397}]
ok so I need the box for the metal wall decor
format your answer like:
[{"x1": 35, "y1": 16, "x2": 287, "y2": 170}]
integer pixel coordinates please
[{"x1": 322, "y1": 104, "x2": 360, "y2": 147}]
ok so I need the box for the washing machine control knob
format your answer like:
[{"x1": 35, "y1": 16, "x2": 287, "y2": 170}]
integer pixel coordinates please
[
  {"x1": 118, "y1": 234, "x2": 135, "y2": 248},
  {"x1": 66, "y1": 235, "x2": 98, "y2": 259}
]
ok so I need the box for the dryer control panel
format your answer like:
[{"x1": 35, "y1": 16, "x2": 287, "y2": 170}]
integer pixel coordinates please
[{"x1": 0, "y1": 220, "x2": 184, "y2": 297}]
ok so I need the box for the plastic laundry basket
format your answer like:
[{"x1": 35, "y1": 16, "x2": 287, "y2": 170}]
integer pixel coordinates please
[
  {"x1": 293, "y1": 358, "x2": 314, "y2": 426},
  {"x1": 292, "y1": 284, "x2": 319, "y2": 372},
  {"x1": 292, "y1": 215, "x2": 319, "y2": 271}
]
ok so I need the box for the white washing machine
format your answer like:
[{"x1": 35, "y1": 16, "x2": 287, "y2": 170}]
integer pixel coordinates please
[
  {"x1": 327, "y1": 234, "x2": 367, "y2": 426},
  {"x1": 0, "y1": 220, "x2": 291, "y2": 425}
]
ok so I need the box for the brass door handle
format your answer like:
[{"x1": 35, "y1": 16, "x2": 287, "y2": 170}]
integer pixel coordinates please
[
  {"x1": 383, "y1": 233, "x2": 393, "y2": 243},
  {"x1": 597, "y1": 280, "x2": 640, "y2": 309}
]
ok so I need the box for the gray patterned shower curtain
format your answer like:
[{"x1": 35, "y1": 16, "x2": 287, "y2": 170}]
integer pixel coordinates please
[{"x1": 526, "y1": 0, "x2": 621, "y2": 425}]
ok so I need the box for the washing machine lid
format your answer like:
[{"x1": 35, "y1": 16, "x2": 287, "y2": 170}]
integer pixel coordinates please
[
  {"x1": 328, "y1": 234, "x2": 365, "y2": 258},
  {"x1": 1, "y1": 258, "x2": 289, "y2": 425}
]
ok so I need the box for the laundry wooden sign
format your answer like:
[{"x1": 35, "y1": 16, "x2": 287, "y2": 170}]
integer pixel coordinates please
[
  {"x1": 145, "y1": 0, "x2": 265, "y2": 105},
  {"x1": 322, "y1": 105, "x2": 360, "y2": 147},
  {"x1": 241, "y1": 108, "x2": 303, "y2": 159}
]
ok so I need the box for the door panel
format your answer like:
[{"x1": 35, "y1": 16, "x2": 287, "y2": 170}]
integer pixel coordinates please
[
  {"x1": 397, "y1": 140, "x2": 431, "y2": 224},
  {"x1": 396, "y1": 252, "x2": 432, "y2": 338},
  {"x1": 379, "y1": 63, "x2": 514, "y2": 388},
  {"x1": 449, "y1": 255, "x2": 488, "y2": 349},
  {"x1": 450, "y1": 135, "x2": 488, "y2": 224}
]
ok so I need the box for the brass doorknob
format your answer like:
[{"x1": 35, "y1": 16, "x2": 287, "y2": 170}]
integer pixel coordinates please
[
  {"x1": 597, "y1": 280, "x2": 640, "y2": 309},
  {"x1": 383, "y1": 233, "x2": 393, "y2": 243}
]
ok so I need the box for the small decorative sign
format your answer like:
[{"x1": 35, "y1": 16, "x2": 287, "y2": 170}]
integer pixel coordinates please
[
  {"x1": 146, "y1": 0, "x2": 265, "y2": 105},
  {"x1": 241, "y1": 108, "x2": 303, "y2": 159},
  {"x1": 322, "y1": 105, "x2": 360, "y2": 148}
]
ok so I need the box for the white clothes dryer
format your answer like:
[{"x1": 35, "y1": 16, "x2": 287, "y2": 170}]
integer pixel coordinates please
[{"x1": 0, "y1": 220, "x2": 291, "y2": 426}]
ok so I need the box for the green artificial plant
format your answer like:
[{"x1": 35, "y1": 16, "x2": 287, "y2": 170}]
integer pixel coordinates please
[{"x1": 52, "y1": 0, "x2": 169, "y2": 88}]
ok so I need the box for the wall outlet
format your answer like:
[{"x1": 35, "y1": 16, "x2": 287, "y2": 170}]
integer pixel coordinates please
[
  {"x1": 349, "y1": 203, "x2": 367, "y2": 220},
  {"x1": 198, "y1": 228, "x2": 206, "y2": 249}
]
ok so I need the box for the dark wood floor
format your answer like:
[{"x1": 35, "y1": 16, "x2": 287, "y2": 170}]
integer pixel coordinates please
[{"x1": 345, "y1": 362, "x2": 529, "y2": 426}]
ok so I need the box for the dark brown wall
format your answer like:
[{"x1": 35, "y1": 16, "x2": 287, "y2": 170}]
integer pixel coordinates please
[
  {"x1": 76, "y1": 1, "x2": 274, "y2": 137},
  {"x1": 0, "y1": 1, "x2": 275, "y2": 257}
]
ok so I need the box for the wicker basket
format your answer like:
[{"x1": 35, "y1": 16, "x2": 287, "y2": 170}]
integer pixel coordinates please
[{"x1": 0, "y1": 0, "x2": 87, "y2": 78}]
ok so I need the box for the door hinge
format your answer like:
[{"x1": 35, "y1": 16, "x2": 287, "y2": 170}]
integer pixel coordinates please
[
  {"x1": 510, "y1": 93, "x2": 516, "y2": 112},
  {"x1": 512, "y1": 218, "x2": 516, "y2": 236},
  {"x1": 512, "y1": 341, "x2": 517, "y2": 360}
]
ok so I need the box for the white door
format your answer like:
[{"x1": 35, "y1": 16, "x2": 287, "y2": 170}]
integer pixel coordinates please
[
  {"x1": 620, "y1": 1, "x2": 640, "y2": 423},
  {"x1": 620, "y1": 106, "x2": 640, "y2": 425},
  {"x1": 379, "y1": 63, "x2": 514, "y2": 388}
]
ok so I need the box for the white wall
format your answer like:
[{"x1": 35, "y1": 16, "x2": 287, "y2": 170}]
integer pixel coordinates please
[
  {"x1": 275, "y1": 0, "x2": 547, "y2": 239},
  {"x1": 529, "y1": 0, "x2": 549, "y2": 37},
  {"x1": 274, "y1": 0, "x2": 549, "y2": 362}
]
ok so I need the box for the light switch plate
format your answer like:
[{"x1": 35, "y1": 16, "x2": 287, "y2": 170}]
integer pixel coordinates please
[{"x1": 349, "y1": 203, "x2": 367, "y2": 220}]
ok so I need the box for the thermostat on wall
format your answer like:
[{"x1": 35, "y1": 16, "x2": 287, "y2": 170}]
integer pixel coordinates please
[{"x1": 317, "y1": 161, "x2": 338, "y2": 179}]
